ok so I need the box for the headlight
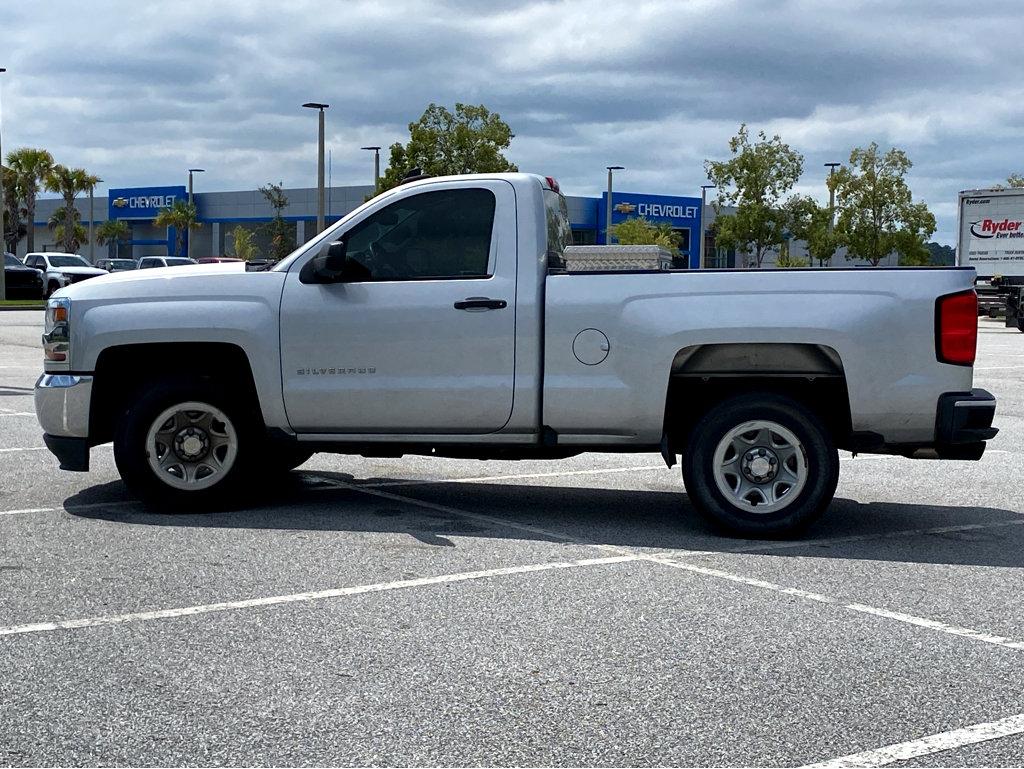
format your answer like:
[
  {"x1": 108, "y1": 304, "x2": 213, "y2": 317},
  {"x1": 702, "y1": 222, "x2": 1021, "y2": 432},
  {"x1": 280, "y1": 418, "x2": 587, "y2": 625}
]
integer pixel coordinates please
[{"x1": 43, "y1": 297, "x2": 71, "y2": 363}]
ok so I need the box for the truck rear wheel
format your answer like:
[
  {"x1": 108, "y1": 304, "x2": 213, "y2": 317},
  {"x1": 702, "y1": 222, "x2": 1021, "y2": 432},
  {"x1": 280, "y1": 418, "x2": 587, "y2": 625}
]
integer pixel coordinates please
[
  {"x1": 114, "y1": 379, "x2": 257, "y2": 509},
  {"x1": 681, "y1": 393, "x2": 839, "y2": 538}
]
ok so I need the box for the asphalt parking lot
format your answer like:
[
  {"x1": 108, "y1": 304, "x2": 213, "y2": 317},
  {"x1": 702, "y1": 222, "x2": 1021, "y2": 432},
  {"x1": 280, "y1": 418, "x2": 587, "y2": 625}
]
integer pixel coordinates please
[{"x1": 0, "y1": 309, "x2": 1022, "y2": 767}]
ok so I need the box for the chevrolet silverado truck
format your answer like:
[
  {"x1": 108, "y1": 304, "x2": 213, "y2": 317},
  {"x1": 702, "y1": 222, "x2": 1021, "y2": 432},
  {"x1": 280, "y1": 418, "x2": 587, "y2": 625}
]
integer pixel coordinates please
[{"x1": 34, "y1": 173, "x2": 998, "y2": 537}]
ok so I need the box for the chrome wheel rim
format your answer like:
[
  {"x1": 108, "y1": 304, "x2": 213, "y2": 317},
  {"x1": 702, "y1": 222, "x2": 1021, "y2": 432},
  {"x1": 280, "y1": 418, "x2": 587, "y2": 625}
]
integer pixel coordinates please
[
  {"x1": 712, "y1": 420, "x2": 807, "y2": 514},
  {"x1": 145, "y1": 401, "x2": 238, "y2": 491}
]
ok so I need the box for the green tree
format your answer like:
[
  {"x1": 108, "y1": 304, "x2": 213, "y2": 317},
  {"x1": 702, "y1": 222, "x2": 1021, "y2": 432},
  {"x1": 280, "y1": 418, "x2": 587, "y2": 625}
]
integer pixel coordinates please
[
  {"x1": 832, "y1": 143, "x2": 936, "y2": 267},
  {"x1": 609, "y1": 217, "x2": 682, "y2": 256},
  {"x1": 230, "y1": 225, "x2": 258, "y2": 261},
  {"x1": 704, "y1": 124, "x2": 804, "y2": 267},
  {"x1": 258, "y1": 182, "x2": 296, "y2": 261},
  {"x1": 1007, "y1": 174, "x2": 1024, "y2": 188},
  {"x1": 44, "y1": 165, "x2": 101, "y2": 254},
  {"x1": 47, "y1": 207, "x2": 87, "y2": 253},
  {"x1": 784, "y1": 195, "x2": 840, "y2": 267},
  {"x1": 380, "y1": 103, "x2": 517, "y2": 191},
  {"x1": 925, "y1": 241, "x2": 956, "y2": 266},
  {"x1": 2, "y1": 165, "x2": 28, "y2": 252},
  {"x1": 95, "y1": 219, "x2": 131, "y2": 258},
  {"x1": 775, "y1": 249, "x2": 809, "y2": 268},
  {"x1": 5, "y1": 147, "x2": 54, "y2": 253},
  {"x1": 154, "y1": 200, "x2": 200, "y2": 257}
]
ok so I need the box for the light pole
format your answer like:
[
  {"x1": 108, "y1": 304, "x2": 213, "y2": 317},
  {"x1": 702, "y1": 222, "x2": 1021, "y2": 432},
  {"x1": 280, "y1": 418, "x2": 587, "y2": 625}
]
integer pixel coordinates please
[
  {"x1": 88, "y1": 177, "x2": 102, "y2": 263},
  {"x1": 187, "y1": 168, "x2": 204, "y2": 259},
  {"x1": 605, "y1": 165, "x2": 624, "y2": 244},
  {"x1": 361, "y1": 146, "x2": 381, "y2": 195},
  {"x1": 0, "y1": 66, "x2": 6, "y2": 301},
  {"x1": 303, "y1": 102, "x2": 329, "y2": 235},
  {"x1": 699, "y1": 184, "x2": 715, "y2": 269},
  {"x1": 823, "y1": 162, "x2": 840, "y2": 269}
]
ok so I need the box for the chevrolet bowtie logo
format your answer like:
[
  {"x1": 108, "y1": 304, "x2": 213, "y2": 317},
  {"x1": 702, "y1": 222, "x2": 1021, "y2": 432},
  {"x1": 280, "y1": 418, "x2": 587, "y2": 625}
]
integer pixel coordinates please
[
  {"x1": 614, "y1": 202, "x2": 636, "y2": 214},
  {"x1": 112, "y1": 197, "x2": 128, "y2": 208}
]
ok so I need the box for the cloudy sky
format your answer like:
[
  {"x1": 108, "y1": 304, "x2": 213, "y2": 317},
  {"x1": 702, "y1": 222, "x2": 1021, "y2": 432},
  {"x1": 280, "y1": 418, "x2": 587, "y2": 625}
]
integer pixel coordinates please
[{"x1": 4, "y1": 0, "x2": 1021, "y2": 243}]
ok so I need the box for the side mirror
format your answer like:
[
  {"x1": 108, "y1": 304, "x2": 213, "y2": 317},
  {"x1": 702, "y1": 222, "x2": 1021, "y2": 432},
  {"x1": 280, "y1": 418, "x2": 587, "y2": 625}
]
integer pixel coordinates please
[{"x1": 300, "y1": 240, "x2": 348, "y2": 284}]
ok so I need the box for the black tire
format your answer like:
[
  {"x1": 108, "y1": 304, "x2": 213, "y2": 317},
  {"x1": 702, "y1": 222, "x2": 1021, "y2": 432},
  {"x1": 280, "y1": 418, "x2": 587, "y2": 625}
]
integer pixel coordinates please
[
  {"x1": 113, "y1": 378, "x2": 259, "y2": 510},
  {"x1": 46, "y1": 281, "x2": 60, "y2": 299},
  {"x1": 681, "y1": 393, "x2": 839, "y2": 538}
]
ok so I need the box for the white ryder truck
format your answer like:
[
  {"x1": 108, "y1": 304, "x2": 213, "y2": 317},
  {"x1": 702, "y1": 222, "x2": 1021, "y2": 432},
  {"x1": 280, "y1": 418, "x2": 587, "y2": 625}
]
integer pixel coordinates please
[
  {"x1": 35, "y1": 173, "x2": 997, "y2": 537},
  {"x1": 957, "y1": 187, "x2": 1024, "y2": 331}
]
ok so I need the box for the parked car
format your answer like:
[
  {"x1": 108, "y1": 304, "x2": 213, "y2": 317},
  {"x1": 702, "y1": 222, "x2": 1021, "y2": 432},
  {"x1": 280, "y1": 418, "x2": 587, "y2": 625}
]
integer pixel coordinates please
[
  {"x1": 95, "y1": 258, "x2": 139, "y2": 273},
  {"x1": 4, "y1": 252, "x2": 45, "y2": 299},
  {"x1": 34, "y1": 173, "x2": 998, "y2": 538},
  {"x1": 196, "y1": 257, "x2": 244, "y2": 264},
  {"x1": 138, "y1": 256, "x2": 198, "y2": 269},
  {"x1": 23, "y1": 252, "x2": 107, "y2": 298}
]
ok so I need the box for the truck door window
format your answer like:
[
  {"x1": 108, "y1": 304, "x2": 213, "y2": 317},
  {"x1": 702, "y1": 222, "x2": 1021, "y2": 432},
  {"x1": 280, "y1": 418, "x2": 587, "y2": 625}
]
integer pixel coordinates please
[{"x1": 343, "y1": 188, "x2": 496, "y2": 281}]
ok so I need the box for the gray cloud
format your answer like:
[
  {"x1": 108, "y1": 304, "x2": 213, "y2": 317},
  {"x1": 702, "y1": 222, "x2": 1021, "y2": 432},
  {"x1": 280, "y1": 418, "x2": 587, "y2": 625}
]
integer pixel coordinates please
[{"x1": 4, "y1": 0, "x2": 1021, "y2": 243}]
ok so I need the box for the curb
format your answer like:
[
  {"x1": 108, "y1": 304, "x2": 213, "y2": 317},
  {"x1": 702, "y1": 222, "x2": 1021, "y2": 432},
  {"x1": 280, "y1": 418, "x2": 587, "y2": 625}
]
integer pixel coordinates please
[{"x1": 0, "y1": 305, "x2": 45, "y2": 312}]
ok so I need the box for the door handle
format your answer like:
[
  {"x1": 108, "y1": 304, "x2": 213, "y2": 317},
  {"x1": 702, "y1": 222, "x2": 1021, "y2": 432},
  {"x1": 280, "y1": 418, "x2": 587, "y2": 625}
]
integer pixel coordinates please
[{"x1": 454, "y1": 297, "x2": 507, "y2": 311}]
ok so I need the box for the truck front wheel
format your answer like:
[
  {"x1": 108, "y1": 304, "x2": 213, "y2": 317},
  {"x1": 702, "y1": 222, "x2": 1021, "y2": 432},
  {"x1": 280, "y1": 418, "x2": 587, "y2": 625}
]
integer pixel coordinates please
[
  {"x1": 114, "y1": 380, "x2": 257, "y2": 509},
  {"x1": 681, "y1": 394, "x2": 839, "y2": 538}
]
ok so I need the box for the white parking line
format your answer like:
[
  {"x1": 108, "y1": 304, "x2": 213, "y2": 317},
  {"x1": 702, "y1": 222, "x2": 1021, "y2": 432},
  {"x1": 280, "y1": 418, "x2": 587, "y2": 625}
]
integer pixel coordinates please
[
  {"x1": 0, "y1": 412, "x2": 35, "y2": 417},
  {"x1": 0, "y1": 500, "x2": 138, "y2": 517},
  {"x1": 0, "y1": 554, "x2": 637, "y2": 637},
  {"x1": 649, "y1": 557, "x2": 1024, "y2": 652},
  {"x1": 801, "y1": 712, "x2": 1024, "y2": 768},
  {"x1": 0, "y1": 446, "x2": 46, "y2": 453},
  {"x1": 325, "y1": 478, "x2": 1024, "y2": 653}
]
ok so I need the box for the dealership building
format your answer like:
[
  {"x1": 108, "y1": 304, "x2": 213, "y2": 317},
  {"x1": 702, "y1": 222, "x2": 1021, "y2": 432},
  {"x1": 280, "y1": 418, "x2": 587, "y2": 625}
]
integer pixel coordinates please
[{"x1": 16, "y1": 181, "x2": 864, "y2": 268}]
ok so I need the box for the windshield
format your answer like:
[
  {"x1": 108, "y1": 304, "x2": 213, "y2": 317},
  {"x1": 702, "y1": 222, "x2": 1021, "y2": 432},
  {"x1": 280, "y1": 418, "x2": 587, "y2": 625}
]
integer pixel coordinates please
[
  {"x1": 49, "y1": 255, "x2": 90, "y2": 268},
  {"x1": 165, "y1": 258, "x2": 195, "y2": 266},
  {"x1": 111, "y1": 260, "x2": 137, "y2": 270},
  {"x1": 4, "y1": 254, "x2": 23, "y2": 267}
]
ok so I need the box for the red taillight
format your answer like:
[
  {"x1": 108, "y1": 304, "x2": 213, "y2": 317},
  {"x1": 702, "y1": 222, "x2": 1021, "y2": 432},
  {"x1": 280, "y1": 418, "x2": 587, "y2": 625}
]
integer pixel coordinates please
[
  {"x1": 544, "y1": 176, "x2": 560, "y2": 193},
  {"x1": 936, "y1": 290, "x2": 978, "y2": 366}
]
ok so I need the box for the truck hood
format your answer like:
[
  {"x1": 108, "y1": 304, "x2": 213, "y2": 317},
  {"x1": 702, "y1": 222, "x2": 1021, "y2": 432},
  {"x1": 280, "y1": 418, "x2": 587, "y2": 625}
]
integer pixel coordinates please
[
  {"x1": 55, "y1": 262, "x2": 281, "y2": 303},
  {"x1": 55, "y1": 266, "x2": 108, "y2": 277}
]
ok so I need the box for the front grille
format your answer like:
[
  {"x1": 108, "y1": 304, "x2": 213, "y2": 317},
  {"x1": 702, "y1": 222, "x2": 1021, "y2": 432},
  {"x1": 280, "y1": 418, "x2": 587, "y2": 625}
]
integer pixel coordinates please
[
  {"x1": 69, "y1": 273, "x2": 98, "y2": 284},
  {"x1": 4, "y1": 272, "x2": 42, "y2": 288}
]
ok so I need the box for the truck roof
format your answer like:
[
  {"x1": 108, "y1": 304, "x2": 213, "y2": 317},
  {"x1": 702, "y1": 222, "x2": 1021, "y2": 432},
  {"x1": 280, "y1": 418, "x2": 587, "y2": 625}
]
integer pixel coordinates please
[{"x1": 959, "y1": 187, "x2": 1024, "y2": 197}]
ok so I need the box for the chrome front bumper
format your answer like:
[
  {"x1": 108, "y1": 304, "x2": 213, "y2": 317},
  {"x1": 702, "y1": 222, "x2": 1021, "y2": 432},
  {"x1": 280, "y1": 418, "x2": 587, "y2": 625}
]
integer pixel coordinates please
[{"x1": 34, "y1": 374, "x2": 93, "y2": 438}]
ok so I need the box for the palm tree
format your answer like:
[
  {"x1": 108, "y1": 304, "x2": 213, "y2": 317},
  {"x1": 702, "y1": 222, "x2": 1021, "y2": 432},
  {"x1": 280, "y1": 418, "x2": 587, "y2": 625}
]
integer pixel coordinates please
[
  {"x1": 5, "y1": 148, "x2": 54, "y2": 253},
  {"x1": 47, "y1": 207, "x2": 86, "y2": 253},
  {"x1": 44, "y1": 164, "x2": 100, "y2": 254},
  {"x1": 95, "y1": 219, "x2": 131, "y2": 258},
  {"x1": 154, "y1": 200, "x2": 200, "y2": 257},
  {"x1": 2, "y1": 165, "x2": 28, "y2": 253}
]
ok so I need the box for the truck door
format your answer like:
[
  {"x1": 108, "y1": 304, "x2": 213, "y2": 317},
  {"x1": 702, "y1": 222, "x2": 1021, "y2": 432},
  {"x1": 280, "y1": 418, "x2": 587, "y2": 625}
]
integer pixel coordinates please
[{"x1": 279, "y1": 179, "x2": 518, "y2": 434}]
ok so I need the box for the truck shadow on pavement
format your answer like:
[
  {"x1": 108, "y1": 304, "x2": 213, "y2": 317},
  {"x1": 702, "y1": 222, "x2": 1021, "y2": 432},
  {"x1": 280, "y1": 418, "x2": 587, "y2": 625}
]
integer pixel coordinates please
[{"x1": 63, "y1": 470, "x2": 1024, "y2": 568}]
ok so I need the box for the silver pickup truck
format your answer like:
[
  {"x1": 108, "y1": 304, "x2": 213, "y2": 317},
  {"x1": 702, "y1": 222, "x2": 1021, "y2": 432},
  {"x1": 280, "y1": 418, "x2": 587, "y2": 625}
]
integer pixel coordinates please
[{"x1": 35, "y1": 173, "x2": 997, "y2": 537}]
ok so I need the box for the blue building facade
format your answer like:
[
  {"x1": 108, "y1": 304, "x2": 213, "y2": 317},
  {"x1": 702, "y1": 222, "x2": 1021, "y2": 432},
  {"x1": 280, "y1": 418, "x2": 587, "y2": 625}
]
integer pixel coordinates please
[{"x1": 25, "y1": 183, "x2": 716, "y2": 267}]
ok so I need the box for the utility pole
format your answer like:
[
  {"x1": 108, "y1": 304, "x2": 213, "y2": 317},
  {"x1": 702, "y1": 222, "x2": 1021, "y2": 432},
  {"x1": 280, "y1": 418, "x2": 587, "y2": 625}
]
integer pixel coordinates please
[
  {"x1": 302, "y1": 103, "x2": 329, "y2": 235},
  {"x1": 605, "y1": 165, "x2": 624, "y2": 244},
  {"x1": 361, "y1": 146, "x2": 381, "y2": 195},
  {"x1": 824, "y1": 162, "x2": 840, "y2": 269},
  {"x1": 0, "y1": 67, "x2": 6, "y2": 301},
  {"x1": 699, "y1": 184, "x2": 715, "y2": 269},
  {"x1": 187, "y1": 168, "x2": 204, "y2": 259},
  {"x1": 88, "y1": 178, "x2": 101, "y2": 263}
]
